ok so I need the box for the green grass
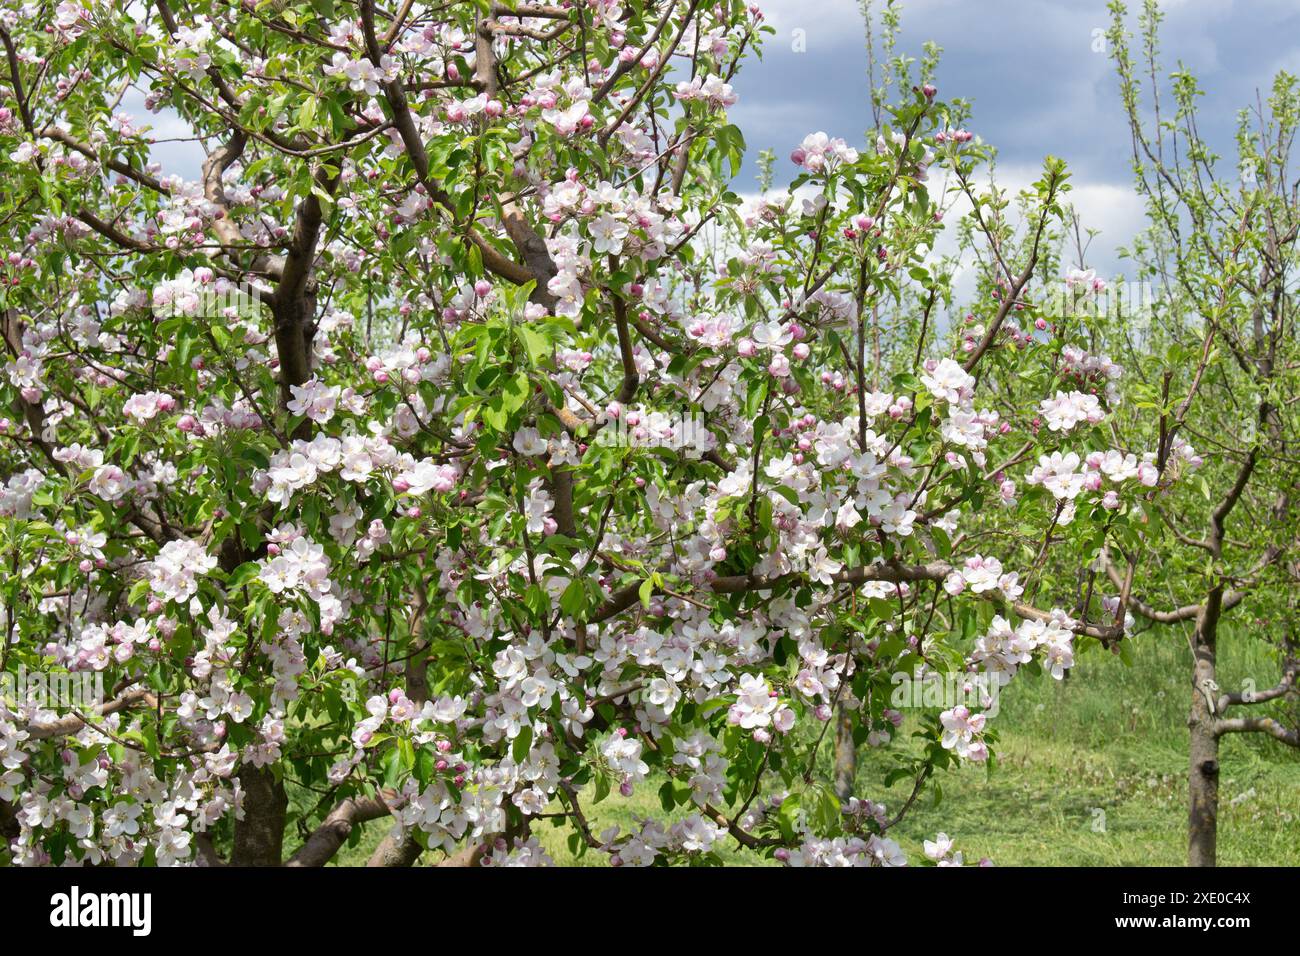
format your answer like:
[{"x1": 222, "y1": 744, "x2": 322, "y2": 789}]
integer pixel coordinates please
[
  {"x1": 871, "y1": 627, "x2": 1300, "y2": 867},
  {"x1": 328, "y1": 627, "x2": 1300, "y2": 866}
]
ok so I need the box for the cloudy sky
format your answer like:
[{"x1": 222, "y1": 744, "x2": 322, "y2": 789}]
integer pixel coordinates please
[{"x1": 732, "y1": 0, "x2": 1300, "y2": 276}]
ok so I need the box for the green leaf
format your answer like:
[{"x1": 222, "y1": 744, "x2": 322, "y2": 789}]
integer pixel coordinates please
[
  {"x1": 658, "y1": 779, "x2": 677, "y2": 813},
  {"x1": 560, "y1": 578, "x2": 588, "y2": 618},
  {"x1": 128, "y1": 578, "x2": 152, "y2": 605},
  {"x1": 297, "y1": 96, "x2": 318, "y2": 129},
  {"x1": 398, "y1": 737, "x2": 416, "y2": 771},
  {"x1": 226, "y1": 562, "x2": 261, "y2": 589},
  {"x1": 512, "y1": 724, "x2": 533, "y2": 764},
  {"x1": 382, "y1": 745, "x2": 404, "y2": 787},
  {"x1": 516, "y1": 326, "x2": 549, "y2": 367}
]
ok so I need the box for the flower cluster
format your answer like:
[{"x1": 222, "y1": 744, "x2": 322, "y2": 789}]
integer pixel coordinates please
[{"x1": 146, "y1": 538, "x2": 218, "y2": 604}]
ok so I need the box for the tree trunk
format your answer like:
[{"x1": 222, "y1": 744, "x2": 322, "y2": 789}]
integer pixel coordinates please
[
  {"x1": 0, "y1": 798, "x2": 16, "y2": 845},
  {"x1": 1188, "y1": 592, "x2": 1222, "y2": 867},
  {"x1": 833, "y1": 703, "x2": 857, "y2": 802},
  {"x1": 231, "y1": 765, "x2": 288, "y2": 866},
  {"x1": 271, "y1": 289, "x2": 317, "y2": 441}
]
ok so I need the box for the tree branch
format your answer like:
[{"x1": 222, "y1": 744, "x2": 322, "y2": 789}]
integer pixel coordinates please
[{"x1": 285, "y1": 795, "x2": 393, "y2": 867}]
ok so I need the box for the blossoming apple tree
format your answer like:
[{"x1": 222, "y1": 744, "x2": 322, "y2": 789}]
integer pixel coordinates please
[{"x1": 0, "y1": 0, "x2": 1183, "y2": 867}]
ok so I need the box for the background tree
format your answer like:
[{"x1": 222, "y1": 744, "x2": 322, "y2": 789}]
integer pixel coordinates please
[{"x1": 1101, "y1": 0, "x2": 1300, "y2": 867}]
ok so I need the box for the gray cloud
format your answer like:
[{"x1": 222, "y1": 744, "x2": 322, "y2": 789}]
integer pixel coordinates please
[{"x1": 733, "y1": 0, "x2": 1300, "y2": 276}]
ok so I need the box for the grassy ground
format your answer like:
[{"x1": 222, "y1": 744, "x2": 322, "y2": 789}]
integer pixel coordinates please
[{"x1": 328, "y1": 626, "x2": 1300, "y2": 866}]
